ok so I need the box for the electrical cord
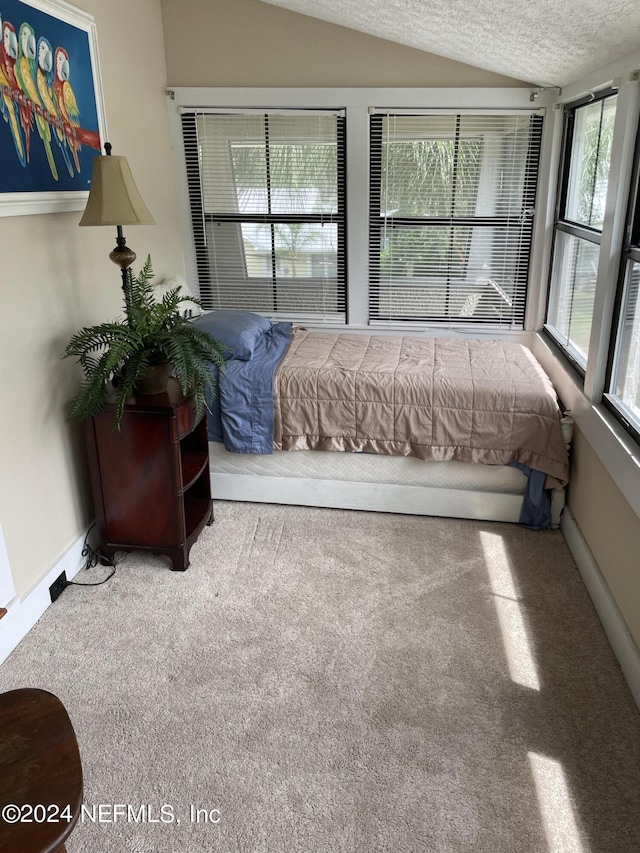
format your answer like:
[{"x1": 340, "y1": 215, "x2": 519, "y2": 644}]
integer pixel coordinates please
[
  {"x1": 68, "y1": 523, "x2": 117, "y2": 587},
  {"x1": 68, "y1": 567, "x2": 116, "y2": 587}
]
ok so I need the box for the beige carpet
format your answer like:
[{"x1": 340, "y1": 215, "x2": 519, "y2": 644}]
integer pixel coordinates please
[{"x1": 1, "y1": 501, "x2": 639, "y2": 852}]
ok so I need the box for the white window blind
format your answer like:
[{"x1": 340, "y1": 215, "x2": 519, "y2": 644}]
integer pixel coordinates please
[
  {"x1": 369, "y1": 112, "x2": 543, "y2": 326},
  {"x1": 181, "y1": 110, "x2": 346, "y2": 320}
]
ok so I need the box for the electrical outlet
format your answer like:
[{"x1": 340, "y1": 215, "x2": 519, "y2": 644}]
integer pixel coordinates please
[{"x1": 49, "y1": 571, "x2": 68, "y2": 603}]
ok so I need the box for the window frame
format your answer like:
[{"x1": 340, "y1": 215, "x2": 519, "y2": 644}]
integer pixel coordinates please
[
  {"x1": 603, "y1": 119, "x2": 640, "y2": 443},
  {"x1": 543, "y1": 87, "x2": 619, "y2": 375},
  {"x1": 367, "y1": 111, "x2": 543, "y2": 327},
  {"x1": 180, "y1": 108, "x2": 347, "y2": 320},
  {"x1": 167, "y1": 87, "x2": 549, "y2": 337},
  {"x1": 531, "y1": 59, "x2": 640, "y2": 521}
]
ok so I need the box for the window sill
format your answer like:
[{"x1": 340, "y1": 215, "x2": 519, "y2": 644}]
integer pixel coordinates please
[
  {"x1": 270, "y1": 319, "x2": 534, "y2": 342},
  {"x1": 533, "y1": 332, "x2": 640, "y2": 520}
]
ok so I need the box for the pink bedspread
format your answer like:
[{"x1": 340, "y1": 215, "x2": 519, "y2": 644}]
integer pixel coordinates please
[{"x1": 273, "y1": 331, "x2": 569, "y2": 488}]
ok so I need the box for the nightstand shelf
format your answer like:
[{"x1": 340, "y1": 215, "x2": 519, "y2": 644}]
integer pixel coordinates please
[
  {"x1": 181, "y1": 451, "x2": 209, "y2": 491},
  {"x1": 185, "y1": 495, "x2": 212, "y2": 540},
  {"x1": 85, "y1": 378, "x2": 213, "y2": 571}
]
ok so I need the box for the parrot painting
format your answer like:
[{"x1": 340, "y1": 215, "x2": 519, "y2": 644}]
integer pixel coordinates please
[
  {"x1": 53, "y1": 46, "x2": 80, "y2": 173},
  {"x1": 0, "y1": 12, "x2": 6, "y2": 119},
  {"x1": 16, "y1": 22, "x2": 57, "y2": 180},
  {"x1": 0, "y1": 18, "x2": 27, "y2": 166},
  {"x1": 37, "y1": 36, "x2": 73, "y2": 178},
  {"x1": 0, "y1": 15, "x2": 101, "y2": 178}
]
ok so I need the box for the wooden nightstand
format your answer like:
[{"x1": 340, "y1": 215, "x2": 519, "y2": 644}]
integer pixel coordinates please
[{"x1": 85, "y1": 378, "x2": 213, "y2": 571}]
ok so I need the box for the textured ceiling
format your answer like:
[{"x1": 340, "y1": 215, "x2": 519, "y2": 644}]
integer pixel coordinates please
[{"x1": 256, "y1": 0, "x2": 640, "y2": 86}]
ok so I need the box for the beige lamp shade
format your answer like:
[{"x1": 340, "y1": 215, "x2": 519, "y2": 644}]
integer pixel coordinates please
[{"x1": 79, "y1": 155, "x2": 155, "y2": 226}]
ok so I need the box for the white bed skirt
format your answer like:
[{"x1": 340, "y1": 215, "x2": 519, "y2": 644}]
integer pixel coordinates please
[{"x1": 208, "y1": 443, "x2": 565, "y2": 525}]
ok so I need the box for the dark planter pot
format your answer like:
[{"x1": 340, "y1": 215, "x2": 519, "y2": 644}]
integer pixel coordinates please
[{"x1": 134, "y1": 363, "x2": 172, "y2": 395}]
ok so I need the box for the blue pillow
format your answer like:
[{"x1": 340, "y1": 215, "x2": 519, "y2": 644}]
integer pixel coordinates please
[{"x1": 192, "y1": 310, "x2": 272, "y2": 361}]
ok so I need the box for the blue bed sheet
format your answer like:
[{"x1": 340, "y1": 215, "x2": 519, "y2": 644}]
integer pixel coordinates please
[
  {"x1": 206, "y1": 321, "x2": 292, "y2": 454},
  {"x1": 508, "y1": 463, "x2": 551, "y2": 530}
]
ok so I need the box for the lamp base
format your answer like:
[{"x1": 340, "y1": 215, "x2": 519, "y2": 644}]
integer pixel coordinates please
[{"x1": 109, "y1": 244, "x2": 136, "y2": 271}]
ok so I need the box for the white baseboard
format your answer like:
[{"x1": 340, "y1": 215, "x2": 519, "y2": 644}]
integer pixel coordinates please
[
  {"x1": 0, "y1": 529, "x2": 89, "y2": 667},
  {"x1": 0, "y1": 522, "x2": 16, "y2": 608},
  {"x1": 562, "y1": 508, "x2": 640, "y2": 711}
]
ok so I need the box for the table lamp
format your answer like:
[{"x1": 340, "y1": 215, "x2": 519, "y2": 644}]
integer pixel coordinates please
[{"x1": 79, "y1": 142, "x2": 155, "y2": 295}]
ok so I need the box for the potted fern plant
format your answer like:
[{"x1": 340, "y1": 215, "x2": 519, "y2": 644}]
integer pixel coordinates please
[{"x1": 64, "y1": 257, "x2": 227, "y2": 429}]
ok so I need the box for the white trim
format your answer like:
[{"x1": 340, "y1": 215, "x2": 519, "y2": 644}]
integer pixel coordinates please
[
  {"x1": 178, "y1": 107, "x2": 345, "y2": 116},
  {"x1": 369, "y1": 108, "x2": 543, "y2": 116},
  {"x1": 0, "y1": 191, "x2": 92, "y2": 217},
  {"x1": 297, "y1": 323, "x2": 534, "y2": 342},
  {"x1": 168, "y1": 87, "x2": 549, "y2": 110},
  {"x1": 0, "y1": 529, "x2": 89, "y2": 667},
  {"x1": 19, "y1": 0, "x2": 96, "y2": 27},
  {"x1": 554, "y1": 48, "x2": 640, "y2": 106},
  {"x1": 584, "y1": 79, "x2": 640, "y2": 400},
  {"x1": 0, "y1": 524, "x2": 16, "y2": 610},
  {"x1": 168, "y1": 102, "x2": 198, "y2": 299},
  {"x1": 345, "y1": 105, "x2": 370, "y2": 326},
  {"x1": 212, "y1": 472, "x2": 523, "y2": 523},
  {"x1": 526, "y1": 105, "x2": 562, "y2": 331},
  {"x1": 562, "y1": 508, "x2": 640, "y2": 711}
]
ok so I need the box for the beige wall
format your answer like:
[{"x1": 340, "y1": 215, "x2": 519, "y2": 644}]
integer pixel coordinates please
[
  {"x1": 568, "y1": 430, "x2": 640, "y2": 646},
  {"x1": 160, "y1": 0, "x2": 529, "y2": 88},
  {"x1": 0, "y1": 0, "x2": 183, "y2": 598}
]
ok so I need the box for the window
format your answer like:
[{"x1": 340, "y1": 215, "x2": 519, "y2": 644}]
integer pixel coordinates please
[
  {"x1": 181, "y1": 110, "x2": 346, "y2": 319},
  {"x1": 171, "y1": 89, "x2": 548, "y2": 329},
  {"x1": 369, "y1": 112, "x2": 543, "y2": 326},
  {"x1": 605, "y1": 126, "x2": 640, "y2": 442},
  {"x1": 545, "y1": 91, "x2": 617, "y2": 369}
]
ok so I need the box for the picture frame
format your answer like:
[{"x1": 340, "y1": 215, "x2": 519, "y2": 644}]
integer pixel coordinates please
[{"x1": 0, "y1": 0, "x2": 107, "y2": 217}]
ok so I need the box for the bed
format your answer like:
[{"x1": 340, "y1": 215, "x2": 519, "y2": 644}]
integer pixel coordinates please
[{"x1": 194, "y1": 311, "x2": 571, "y2": 529}]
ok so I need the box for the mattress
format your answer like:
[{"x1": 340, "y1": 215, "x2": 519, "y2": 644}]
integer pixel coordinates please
[{"x1": 209, "y1": 442, "x2": 527, "y2": 494}]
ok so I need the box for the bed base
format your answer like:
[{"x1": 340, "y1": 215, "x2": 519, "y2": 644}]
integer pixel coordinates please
[
  {"x1": 208, "y1": 415, "x2": 572, "y2": 528},
  {"x1": 209, "y1": 469, "x2": 567, "y2": 528},
  {"x1": 211, "y1": 471, "x2": 527, "y2": 523}
]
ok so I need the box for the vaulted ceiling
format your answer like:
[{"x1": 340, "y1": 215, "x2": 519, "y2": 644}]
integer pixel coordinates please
[{"x1": 257, "y1": 0, "x2": 640, "y2": 87}]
